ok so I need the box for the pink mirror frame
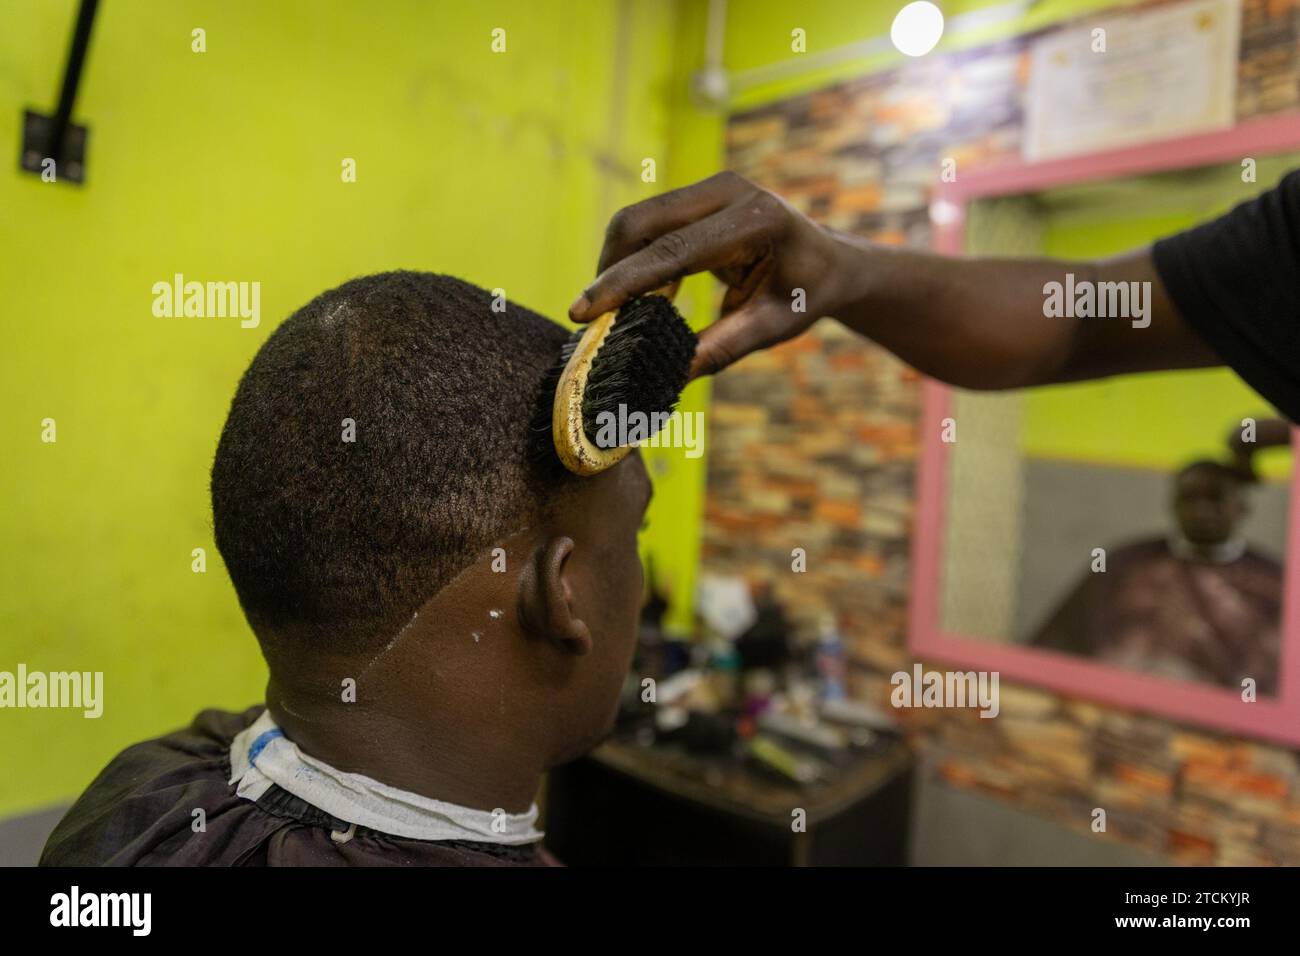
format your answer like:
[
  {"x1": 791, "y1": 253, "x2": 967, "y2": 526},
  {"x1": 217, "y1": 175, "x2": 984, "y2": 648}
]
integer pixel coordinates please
[{"x1": 909, "y1": 113, "x2": 1300, "y2": 746}]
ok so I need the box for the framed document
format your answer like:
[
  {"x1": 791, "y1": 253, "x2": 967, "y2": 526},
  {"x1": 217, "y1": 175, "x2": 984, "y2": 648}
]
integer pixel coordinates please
[{"x1": 1024, "y1": 0, "x2": 1241, "y2": 162}]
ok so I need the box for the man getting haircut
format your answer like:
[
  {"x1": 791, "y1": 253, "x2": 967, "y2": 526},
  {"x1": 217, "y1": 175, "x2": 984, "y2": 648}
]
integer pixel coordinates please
[{"x1": 41, "y1": 272, "x2": 651, "y2": 866}]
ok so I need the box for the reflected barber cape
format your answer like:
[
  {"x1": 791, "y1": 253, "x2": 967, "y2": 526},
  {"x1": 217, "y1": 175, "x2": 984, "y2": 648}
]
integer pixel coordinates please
[{"x1": 1029, "y1": 538, "x2": 1282, "y2": 695}]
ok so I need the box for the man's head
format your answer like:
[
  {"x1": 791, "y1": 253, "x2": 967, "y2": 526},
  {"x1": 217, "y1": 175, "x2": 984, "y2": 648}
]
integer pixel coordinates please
[
  {"x1": 1172, "y1": 459, "x2": 1249, "y2": 545},
  {"x1": 211, "y1": 272, "x2": 650, "y2": 782}
]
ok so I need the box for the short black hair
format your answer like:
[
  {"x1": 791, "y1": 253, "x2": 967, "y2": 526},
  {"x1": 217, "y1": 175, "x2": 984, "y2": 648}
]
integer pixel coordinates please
[
  {"x1": 1177, "y1": 458, "x2": 1249, "y2": 487},
  {"x1": 212, "y1": 271, "x2": 575, "y2": 659}
]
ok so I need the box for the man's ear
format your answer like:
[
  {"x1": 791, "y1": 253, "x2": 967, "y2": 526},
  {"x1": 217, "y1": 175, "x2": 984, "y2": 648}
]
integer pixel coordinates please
[{"x1": 518, "y1": 536, "x2": 593, "y2": 654}]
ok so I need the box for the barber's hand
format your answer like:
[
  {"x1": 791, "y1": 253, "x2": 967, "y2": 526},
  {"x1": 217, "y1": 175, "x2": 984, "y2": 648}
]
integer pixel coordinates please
[
  {"x1": 568, "y1": 172, "x2": 852, "y2": 380},
  {"x1": 1225, "y1": 417, "x2": 1292, "y2": 481}
]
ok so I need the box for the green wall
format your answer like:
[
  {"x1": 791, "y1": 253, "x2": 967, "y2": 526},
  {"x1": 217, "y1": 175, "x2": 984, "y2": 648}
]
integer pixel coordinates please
[
  {"x1": 0, "y1": 0, "x2": 717, "y2": 818},
  {"x1": 1020, "y1": 157, "x2": 1299, "y2": 481}
]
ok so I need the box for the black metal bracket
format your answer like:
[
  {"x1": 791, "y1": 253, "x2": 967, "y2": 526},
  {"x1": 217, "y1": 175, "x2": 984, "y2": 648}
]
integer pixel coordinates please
[{"x1": 20, "y1": 0, "x2": 99, "y2": 185}]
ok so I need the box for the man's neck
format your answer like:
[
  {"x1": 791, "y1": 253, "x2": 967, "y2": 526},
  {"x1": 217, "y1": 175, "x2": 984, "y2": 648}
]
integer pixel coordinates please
[{"x1": 265, "y1": 678, "x2": 545, "y2": 814}]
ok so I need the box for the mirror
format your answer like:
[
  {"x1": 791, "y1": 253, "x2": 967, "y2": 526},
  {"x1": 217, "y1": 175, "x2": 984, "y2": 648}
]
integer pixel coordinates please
[{"x1": 913, "y1": 144, "x2": 1300, "y2": 740}]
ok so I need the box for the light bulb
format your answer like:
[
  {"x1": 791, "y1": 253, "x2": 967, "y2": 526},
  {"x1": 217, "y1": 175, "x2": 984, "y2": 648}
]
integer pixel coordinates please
[{"x1": 891, "y1": 2, "x2": 945, "y2": 57}]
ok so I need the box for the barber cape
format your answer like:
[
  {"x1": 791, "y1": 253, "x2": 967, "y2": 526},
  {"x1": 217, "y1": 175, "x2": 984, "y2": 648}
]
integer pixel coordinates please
[{"x1": 40, "y1": 706, "x2": 552, "y2": 867}]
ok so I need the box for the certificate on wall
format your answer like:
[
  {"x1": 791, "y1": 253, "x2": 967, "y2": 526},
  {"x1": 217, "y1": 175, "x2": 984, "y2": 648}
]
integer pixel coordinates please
[{"x1": 1023, "y1": 0, "x2": 1241, "y2": 162}]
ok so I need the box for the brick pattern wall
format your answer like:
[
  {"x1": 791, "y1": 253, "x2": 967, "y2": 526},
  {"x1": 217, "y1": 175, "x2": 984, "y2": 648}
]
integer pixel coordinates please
[{"x1": 711, "y1": 0, "x2": 1300, "y2": 864}]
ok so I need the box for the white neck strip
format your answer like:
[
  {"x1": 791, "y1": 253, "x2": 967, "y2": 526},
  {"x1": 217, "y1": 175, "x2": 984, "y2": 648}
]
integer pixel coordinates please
[
  {"x1": 1167, "y1": 532, "x2": 1247, "y2": 564},
  {"x1": 229, "y1": 709, "x2": 543, "y2": 846}
]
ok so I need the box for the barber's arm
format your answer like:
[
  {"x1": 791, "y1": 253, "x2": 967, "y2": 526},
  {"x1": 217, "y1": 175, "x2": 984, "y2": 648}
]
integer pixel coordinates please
[
  {"x1": 1226, "y1": 417, "x2": 1293, "y2": 481},
  {"x1": 569, "y1": 171, "x2": 1219, "y2": 388}
]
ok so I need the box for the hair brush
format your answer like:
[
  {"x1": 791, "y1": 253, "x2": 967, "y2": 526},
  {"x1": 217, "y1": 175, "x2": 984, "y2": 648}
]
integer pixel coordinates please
[{"x1": 548, "y1": 290, "x2": 697, "y2": 476}]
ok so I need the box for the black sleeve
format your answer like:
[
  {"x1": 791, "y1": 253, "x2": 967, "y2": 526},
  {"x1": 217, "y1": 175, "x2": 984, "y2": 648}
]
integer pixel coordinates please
[{"x1": 1151, "y1": 169, "x2": 1300, "y2": 422}]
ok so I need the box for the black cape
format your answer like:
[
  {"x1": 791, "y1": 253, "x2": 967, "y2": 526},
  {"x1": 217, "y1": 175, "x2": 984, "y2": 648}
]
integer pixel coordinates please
[{"x1": 40, "y1": 705, "x2": 550, "y2": 867}]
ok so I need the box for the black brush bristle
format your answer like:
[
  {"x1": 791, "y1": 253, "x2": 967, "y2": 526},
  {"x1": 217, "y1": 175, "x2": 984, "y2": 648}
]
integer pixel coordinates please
[
  {"x1": 532, "y1": 295, "x2": 696, "y2": 464},
  {"x1": 581, "y1": 296, "x2": 696, "y2": 445}
]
